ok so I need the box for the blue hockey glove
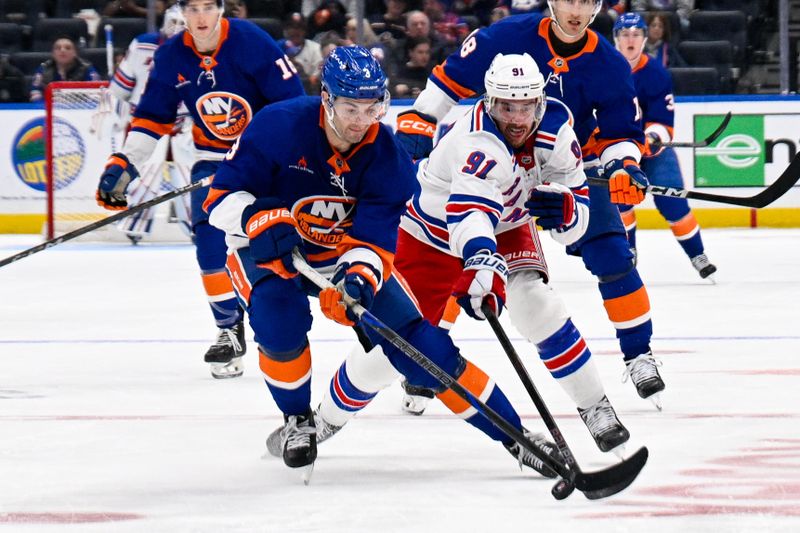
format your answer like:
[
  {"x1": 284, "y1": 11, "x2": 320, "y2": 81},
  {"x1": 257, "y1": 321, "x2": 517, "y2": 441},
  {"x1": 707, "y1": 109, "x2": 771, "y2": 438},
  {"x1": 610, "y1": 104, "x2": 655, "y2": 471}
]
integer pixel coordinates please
[
  {"x1": 319, "y1": 262, "x2": 381, "y2": 326},
  {"x1": 96, "y1": 153, "x2": 139, "y2": 210},
  {"x1": 241, "y1": 198, "x2": 302, "y2": 279},
  {"x1": 604, "y1": 157, "x2": 649, "y2": 205},
  {"x1": 452, "y1": 249, "x2": 508, "y2": 320},
  {"x1": 395, "y1": 110, "x2": 437, "y2": 160},
  {"x1": 526, "y1": 183, "x2": 576, "y2": 230}
]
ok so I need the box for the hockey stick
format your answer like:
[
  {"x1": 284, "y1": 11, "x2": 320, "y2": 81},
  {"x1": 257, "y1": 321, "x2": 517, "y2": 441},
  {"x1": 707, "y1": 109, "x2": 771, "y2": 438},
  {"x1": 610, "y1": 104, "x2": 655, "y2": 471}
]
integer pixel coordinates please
[
  {"x1": 589, "y1": 151, "x2": 800, "y2": 208},
  {"x1": 665, "y1": 111, "x2": 731, "y2": 148},
  {"x1": 104, "y1": 24, "x2": 114, "y2": 79},
  {"x1": 293, "y1": 251, "x2": 639, "y2": 500},
  {"x1": 481, "y1": 303, "x2": 648, "y2": 501},
  {"x1": 0, "y1": 178, "x2": 209, "y2": 268}
]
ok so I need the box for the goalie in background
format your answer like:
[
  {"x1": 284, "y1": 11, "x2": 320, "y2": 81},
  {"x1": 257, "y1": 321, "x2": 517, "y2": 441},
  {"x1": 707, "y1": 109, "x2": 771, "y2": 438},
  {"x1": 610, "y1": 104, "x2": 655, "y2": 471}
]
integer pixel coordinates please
[
  {"x1": 613, "y1": 13, "x2": 717, "y2": 281},
  {"x1": 108, "y1": 5, "x2": 194, "y2": 244},
  {"x1": 95, "y1": 0, "x2": 305, "y2": 379}
]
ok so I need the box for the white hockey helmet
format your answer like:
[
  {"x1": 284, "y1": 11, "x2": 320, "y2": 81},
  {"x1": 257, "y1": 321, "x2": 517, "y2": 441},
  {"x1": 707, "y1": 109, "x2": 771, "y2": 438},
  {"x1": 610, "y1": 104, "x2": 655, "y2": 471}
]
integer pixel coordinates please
[
  {"x1": 162, "y1": 5, "x2": 186, "y2": 38},
  {"x1": 484, "y1": 53, "x2": 546, "y2": 128}
]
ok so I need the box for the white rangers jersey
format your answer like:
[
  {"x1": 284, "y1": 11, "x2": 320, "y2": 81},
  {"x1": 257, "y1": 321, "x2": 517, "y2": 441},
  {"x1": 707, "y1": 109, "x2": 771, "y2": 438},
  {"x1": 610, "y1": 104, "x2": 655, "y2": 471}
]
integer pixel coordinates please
[
  {"x1": 110, "y1": 32, "x2": 160, "y2": 109},
  {"x1": 400, "y1": 96, "x2": 589, "y2": 259}
]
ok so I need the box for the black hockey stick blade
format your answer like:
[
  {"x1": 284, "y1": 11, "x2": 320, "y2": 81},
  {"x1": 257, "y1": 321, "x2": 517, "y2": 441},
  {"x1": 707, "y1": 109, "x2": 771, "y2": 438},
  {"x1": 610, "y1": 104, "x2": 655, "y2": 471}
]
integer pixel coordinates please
[
  {"x1": 575, "y1": 446, "x2": 649, "y2": 499},
  {"x1": 666, "y1": 111, "x2": 731, "y2": 148},
  {"x1": 588, "y1": 152, "x2": 800, "y2": 208},
  {"x1": 0, "y1": 177, "x2": 209, "y2": 268}
]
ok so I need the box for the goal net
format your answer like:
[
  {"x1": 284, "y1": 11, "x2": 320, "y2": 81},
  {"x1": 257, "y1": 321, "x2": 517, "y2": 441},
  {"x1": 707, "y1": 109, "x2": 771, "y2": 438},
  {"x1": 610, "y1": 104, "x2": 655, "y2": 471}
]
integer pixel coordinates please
[{"x1": 44, "y1": 81, "x2": 191, "y2": 243}]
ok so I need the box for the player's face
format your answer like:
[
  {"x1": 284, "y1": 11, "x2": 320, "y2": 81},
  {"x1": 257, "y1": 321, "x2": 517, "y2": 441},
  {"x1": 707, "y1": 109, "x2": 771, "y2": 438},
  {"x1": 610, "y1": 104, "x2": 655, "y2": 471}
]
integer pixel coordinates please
[
  {"x1": 327, "y1": 94, "x2": 386, "y2": 146},
  {"x1": 490, "y1": 97, "x2": 541, "y2": 148},
  {"x1": 616, "y1": 29, "x2": 646, "y2": 64},
  {"x1": 550, "y1": 0, "x2": 597, "y2": 42},
  {"x1": 183, "y1": 0, "x2": 222, "y2": 50}
]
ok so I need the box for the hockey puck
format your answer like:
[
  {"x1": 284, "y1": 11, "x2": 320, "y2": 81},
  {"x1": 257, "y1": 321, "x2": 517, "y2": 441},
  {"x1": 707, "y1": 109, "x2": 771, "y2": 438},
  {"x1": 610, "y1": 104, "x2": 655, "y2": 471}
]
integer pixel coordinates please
[{"x1": 551, "y1": 478, "x2": 575, "y2": 500}]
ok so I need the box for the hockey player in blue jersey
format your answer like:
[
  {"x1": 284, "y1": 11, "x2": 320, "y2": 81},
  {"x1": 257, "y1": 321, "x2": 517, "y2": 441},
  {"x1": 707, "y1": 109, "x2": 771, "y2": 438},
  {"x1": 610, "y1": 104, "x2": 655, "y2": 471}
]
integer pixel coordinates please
[
  {"x1": 614, "y1": 13, "x2": 718, "y2": 281},
  {"x1": 394, "y1": 0, "x2": 666, "y2": 408},
  {"x1": 96, "y1": 0, "x2": 305, "y2": 379},
  {"x1": 203, "y1": 46, "x2": 560, "y2": 478}
]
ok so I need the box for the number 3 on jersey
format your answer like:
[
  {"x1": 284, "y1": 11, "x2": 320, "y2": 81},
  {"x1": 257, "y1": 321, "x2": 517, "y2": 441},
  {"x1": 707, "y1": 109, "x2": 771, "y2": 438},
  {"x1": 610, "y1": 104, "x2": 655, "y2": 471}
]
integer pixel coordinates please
[{"x1": 461, "y1": 151, "x2": 496, "y2": 179}]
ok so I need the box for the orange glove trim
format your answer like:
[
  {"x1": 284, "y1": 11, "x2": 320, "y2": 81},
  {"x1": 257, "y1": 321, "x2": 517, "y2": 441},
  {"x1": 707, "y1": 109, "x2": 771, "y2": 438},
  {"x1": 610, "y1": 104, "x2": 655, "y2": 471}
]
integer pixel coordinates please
[{"x1": 319, "y1": 287, "x2": 355, "y2": 326}]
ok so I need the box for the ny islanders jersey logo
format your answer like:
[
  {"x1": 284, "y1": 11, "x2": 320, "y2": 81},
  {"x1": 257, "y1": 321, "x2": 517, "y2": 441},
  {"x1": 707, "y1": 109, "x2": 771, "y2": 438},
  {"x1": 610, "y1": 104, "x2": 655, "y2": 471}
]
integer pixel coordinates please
[
  {"x1": 292, "y1": 195, "x2": 356, "y2": 248},
  {"x1": 195, "y1": 91, "x2": 252, "y2": 141}
]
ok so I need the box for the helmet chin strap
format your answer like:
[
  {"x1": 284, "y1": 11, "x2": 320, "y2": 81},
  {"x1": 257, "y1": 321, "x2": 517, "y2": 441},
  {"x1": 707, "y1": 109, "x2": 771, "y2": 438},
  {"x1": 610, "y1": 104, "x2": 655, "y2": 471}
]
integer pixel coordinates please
[{"x1": 323, "y1": 95, "x2": 346, "y2": 142}]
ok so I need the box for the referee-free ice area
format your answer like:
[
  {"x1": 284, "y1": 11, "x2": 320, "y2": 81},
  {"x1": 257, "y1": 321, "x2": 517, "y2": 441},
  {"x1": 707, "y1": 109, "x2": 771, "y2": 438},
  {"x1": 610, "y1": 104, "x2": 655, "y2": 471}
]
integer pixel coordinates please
[{"x1": 1, "y1": 228, "x2": 798, "y2": 532}]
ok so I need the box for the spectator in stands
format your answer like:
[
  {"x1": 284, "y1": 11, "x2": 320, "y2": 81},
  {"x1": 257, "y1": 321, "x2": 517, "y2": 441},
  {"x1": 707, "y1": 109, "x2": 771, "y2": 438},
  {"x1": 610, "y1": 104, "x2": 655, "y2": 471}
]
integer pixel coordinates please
[
  {"x1": 282, "y1": 12, "x2": 323, "y2": 92},
  {"x1": 393, "y1": 10, "x2": 451, "y2": 66},
  {"x1": 490, "y1": 5, "x2": 510, "y2": 23},
  {"x1": 631, "y1": 0, "x2": 694, "y2": 32},
  {"x1": 369, "y1": 0, "x2": 408, "y2": 40},
  {"x1": 307, "y1": 0, "x2": 349, "y2": 38},
  {"x1": 224, "y1": 0, "x2": 248, "y2": 18},
  {"x1": 0, "y1": 54, "x2": 28, "y2": 103},
  {"x1": 422, "y1": 0, "x2": 468, "y2": 47},
  {"x1": 645, "y1": 11, "x2": 686, "y2": 67},
  {"x1": 30, "y1": 36, "x2": 101, "y2": 102},
  {"x1": 302, "y1": 0, "x2": 359, "y2": 18},
  {"x1": 391, "y1": 35, "x2": 432, "y2": 98},
  {"x1": 344, "y1": 15, "x2": 394, "y2": 73},
  {"x1": 103, "y1": 0, "x2": 166, "y2": 18}
]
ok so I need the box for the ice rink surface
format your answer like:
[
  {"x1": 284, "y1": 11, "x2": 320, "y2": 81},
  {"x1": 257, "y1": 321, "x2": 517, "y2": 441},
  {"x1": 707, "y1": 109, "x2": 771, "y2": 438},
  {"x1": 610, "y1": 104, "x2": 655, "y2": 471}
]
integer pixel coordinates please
[{"x1": 1, "y1": 228, "x2": 798, "y2": 532}]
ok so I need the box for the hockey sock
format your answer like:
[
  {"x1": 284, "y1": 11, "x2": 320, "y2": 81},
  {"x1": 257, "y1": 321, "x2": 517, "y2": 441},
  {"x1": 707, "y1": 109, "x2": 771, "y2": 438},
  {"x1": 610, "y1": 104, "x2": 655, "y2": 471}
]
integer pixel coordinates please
[
  {"x1": 259, "y1": 345, "x2": 312, "y2": 416},
  {"x1": 599, "y1": 269, "x2": 653, "y2": 360}
]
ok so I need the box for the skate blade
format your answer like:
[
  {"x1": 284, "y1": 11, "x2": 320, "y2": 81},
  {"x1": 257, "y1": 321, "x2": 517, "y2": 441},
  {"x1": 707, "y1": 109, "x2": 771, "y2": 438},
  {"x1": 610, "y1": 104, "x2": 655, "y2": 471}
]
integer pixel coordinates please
[
  {"x1": 647, "y1": 392, "x2": 663, "y2": 411},
  {"x1": 210, "y1": 358, "x2": 244, "y2": 379},
  {"x1": 610, "y1": 443, "x2": 627, "y2": 461},
  {"x1": 301, "y1": 462, "x2": 315, "y2": 485},
  {"x1": 705, "y1": 274, "x2": 717, "y2": 285}
]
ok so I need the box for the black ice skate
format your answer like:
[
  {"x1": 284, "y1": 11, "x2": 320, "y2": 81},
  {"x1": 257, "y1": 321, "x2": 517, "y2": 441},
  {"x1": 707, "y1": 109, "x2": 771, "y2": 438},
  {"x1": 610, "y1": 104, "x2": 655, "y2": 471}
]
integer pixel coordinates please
[
  {"x1": 400, "y1": 379, "x2": 435, "y2": 415},
  {"x1": 277, "y1": 410, "x2": 317, "y2": 484},
  {"x1": 265, "y1": 406, "x2": 342, "y2": 458},
  {"x1": 623, "y1": 352, "x2": 665, "y2": 410},
  {"x1": 504, "y1": 429, "x2": 560, "y2": 479},
  {"x1": 204, "y1": 321, "x2": 246, "y2": 379},
  {"x1": 691, "y1": 253, "x2": 717, "y2": 281},
  {"x1": 578, "y1": 395, "x2": 630, "y2": 455}
]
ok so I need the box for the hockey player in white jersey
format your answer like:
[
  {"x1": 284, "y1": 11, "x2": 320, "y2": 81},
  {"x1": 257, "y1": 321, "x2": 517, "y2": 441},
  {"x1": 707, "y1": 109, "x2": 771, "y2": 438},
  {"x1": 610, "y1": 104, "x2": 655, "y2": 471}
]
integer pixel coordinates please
[
  {"x1": 109, "y1": 5, "x2": 194, "y2": 243},
  {"x1": 268, "y1": 53, "x2": 632, "y2": 456}
]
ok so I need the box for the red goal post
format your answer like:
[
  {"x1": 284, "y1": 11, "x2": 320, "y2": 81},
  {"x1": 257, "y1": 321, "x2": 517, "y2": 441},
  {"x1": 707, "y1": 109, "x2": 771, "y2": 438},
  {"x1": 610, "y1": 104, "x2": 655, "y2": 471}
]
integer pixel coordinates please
[{"x1": 44, "y1": 81, "x2": 115, "y2": 240}]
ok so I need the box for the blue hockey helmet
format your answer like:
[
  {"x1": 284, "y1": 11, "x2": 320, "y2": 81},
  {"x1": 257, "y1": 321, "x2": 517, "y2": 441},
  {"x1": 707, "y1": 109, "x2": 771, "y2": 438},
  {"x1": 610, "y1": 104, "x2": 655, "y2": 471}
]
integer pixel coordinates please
[
  {"x1": 320, "y1": 45, "x2": 388, "y2": 102},
  {"x1": 613, "y1": 12, "x2": 648, "y2": 37}
]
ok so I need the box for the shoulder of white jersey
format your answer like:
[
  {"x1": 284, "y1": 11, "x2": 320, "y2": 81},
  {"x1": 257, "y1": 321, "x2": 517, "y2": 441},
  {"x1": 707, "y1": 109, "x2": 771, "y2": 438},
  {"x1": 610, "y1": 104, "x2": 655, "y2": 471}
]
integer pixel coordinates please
[
  {"x1": 133, "y1": 32, "x2": 160, "y2": 47},
  {"x1": 466, "y1": 101, "x2": 515, "y2": 156}
]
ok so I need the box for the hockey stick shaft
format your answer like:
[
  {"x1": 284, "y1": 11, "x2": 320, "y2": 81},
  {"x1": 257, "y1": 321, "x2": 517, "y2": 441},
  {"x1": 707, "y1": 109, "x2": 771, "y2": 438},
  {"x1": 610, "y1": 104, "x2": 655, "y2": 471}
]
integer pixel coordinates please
[
  {"x1": 589, "y1": 151, "x2": 800, "y2": 208},
  {"x1": 104, "y1": 24, "x2": 114, "y2": 78},
  {"x1": 0, "y1": 177, "x2": 209, "y2": 268},
  {"x1": 481, "y1": 304, "x2": 648, "y2": 500},
  {"x1": 291, "y1": 251, "x2": 571, "y2": 480},
  {"x1": 665, "y1": 111, "x2": 731, "y2": 148}
]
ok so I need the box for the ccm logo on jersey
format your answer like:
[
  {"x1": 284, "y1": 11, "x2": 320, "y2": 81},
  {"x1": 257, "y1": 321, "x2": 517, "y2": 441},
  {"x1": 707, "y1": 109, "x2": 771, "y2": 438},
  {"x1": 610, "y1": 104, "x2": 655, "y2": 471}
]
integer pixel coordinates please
[
  {"x1": 398, "y1": 118, "x2": 435, "y2": 136},
  {"x1": 195, "y1": 91, "x2": 252, "y2": 141},
  {"x1": 292, "y1": 195, "x2": 356, "y2": 247}
]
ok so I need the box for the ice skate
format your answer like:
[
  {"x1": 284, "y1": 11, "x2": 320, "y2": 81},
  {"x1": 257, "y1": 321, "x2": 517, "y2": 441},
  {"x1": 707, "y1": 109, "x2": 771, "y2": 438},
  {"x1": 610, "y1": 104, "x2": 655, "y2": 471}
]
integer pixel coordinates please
[
  {"x1": 504, "y1": 429, "x2": 560, "y2": 478},
  {"x1": 691, "y1": 253, "x2": 717, "y2": 282},
  {"x1": 401, "y1": 380, "x2": 435, "y2": 415},
  {"x1": 204, "y1": 321, "x2": 246, "y2": 379},
  {"x1": 266, "y1": 406, "x2": 341, "y2": 458},
  {"x1": 578, "y1": 395, "x2": 630, "y2": 455},
  {"x1": 278, "y1": 410, "x2": 317, "y2": 483},
  {"x1": 622, "y1": 352, "x2": 665, "y2": 410}
]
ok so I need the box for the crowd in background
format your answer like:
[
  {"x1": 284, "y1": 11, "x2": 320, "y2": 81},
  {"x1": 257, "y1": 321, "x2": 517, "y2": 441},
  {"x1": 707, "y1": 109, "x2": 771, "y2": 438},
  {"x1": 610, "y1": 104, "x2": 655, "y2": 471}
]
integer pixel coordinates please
[{"x1": 0, "y1": 0, "x2": 777, "y2": 102}]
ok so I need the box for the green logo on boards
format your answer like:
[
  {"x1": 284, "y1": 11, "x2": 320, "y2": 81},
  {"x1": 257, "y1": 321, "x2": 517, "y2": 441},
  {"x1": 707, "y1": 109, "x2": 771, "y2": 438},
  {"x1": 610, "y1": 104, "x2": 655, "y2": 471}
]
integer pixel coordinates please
[{"x1": 694, "y1": 115, "x2": 764, "y2": 187}]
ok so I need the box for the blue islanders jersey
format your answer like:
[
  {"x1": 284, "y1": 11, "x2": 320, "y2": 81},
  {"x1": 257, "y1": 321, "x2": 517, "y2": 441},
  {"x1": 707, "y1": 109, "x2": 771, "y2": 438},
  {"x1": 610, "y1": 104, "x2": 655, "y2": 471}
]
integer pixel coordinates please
[
  {"x1": 429, "y1": 14, "x2": 644, "y2": 162},
  {"x1": 132, "y1": 18, "x2": 304, "y2": 160},
  {"x1": 204, "y1": 96, "x2": 417, "y2": 274},
  {"x1": 630, "y1": 54, "x2": 674, "y2": 141}
]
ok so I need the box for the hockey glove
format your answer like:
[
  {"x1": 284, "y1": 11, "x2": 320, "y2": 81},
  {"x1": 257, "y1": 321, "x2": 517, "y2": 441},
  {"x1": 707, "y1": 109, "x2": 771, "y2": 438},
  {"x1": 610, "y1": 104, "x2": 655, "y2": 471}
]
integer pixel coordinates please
[
  {"x1": 96, "y1": 153, "x2": 139, "y2": 210},
  {"x1": 644, "y1": 132, "x2": 665, "y2": 157},
  {"x1": 395, "y1": 110, "x2": 437, "y2": 160},
  {"x1": 604, "y1": 157, "x2": 649, "y2": 205},
  {"x1": 452, "y1": 249, "x2": 508, "y2": 320},
  {"x1": 319, "y1": 262, "x2": 381, "y2": 326},
  {"x1": 241, "y1": 199, "x2": 302, "y2": 279},
  {"x1": 526, "y1": 183, "x2": 576, "y2": 230}
]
